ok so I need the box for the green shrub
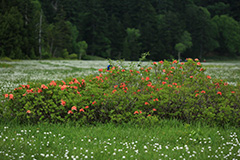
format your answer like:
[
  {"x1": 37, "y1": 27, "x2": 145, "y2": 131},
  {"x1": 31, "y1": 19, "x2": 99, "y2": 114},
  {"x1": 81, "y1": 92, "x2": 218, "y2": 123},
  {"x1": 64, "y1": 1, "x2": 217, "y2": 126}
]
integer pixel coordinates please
[
  {"x1": 0, "y1": 57, "x2": 12, "y2": 62},
  {"x1": 69, "y1": 53, "x2": 78, "y2": 59},
  {"x1": 1, "y1": 59, "x2": 240, "y2": 126}
]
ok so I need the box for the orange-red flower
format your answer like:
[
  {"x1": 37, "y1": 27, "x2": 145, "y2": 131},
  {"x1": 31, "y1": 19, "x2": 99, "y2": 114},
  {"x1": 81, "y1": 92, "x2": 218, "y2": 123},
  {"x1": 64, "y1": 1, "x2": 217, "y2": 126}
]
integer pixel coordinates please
[
  {"x1": 139, "y1": 110, "x2": 142, "y2": 114},
  {"x1": 231, "y1": 91, "x2": 235, "y2": 93},
  {"x1": 163, "y1": 69, "x2": 166, "y2": 73},
  {"x1": 145, "y1": 102, "x2": 149, "y2": 105},
  {"x1": 162, "y1": 81, "x2": 166, "y2": 85},
  {"x1": 195, "y1": 93, "x2": 199, "y2": 97},
  {"x1": 207, "y1": 75, "x2": 211, "y2": 79},
  {"x1": 79, "y1": 108, "x2": 85, "y2": 112},
  {"x1": 68, "y1": 110, "x2": 73, "y2": 114},
  {"x1": 153, "y1": 108, "x2": 156, "y2": 111},
  {"x1": 98, "y1": 68, "x2": 103, "y2": 72},
  {"x1": 134, "y1": 111, "x2": 139, "y2": 114},
  {"x1": 85, "y1": 106, "x2": 89, "y2": 109},
  {"x1": 195, "y1": 58, "x2": 199, "y2": 61},
  {"x1": 49, "y1": 81, "x2": 57, "y2": 86},
  {"x1": 61, "y1": 99, "x2": 66, "y2": 106},
  {"x1": 146, "y1": 77, "x2": 150, "y2": 81},
  {"x1": 153, "y1": 62, "x2": 157, "y2": 65},
  {"x1": 71, "y1": 106, "x2": 77, "y2": 111},
  {"x1": 148, "y1": 114, "x2": 151, "y2": 117},
  {"x1": 197, "y1": 62, "x2": 201, "y2": 66},
  {"x1": 4, "y1": 94, "x2": 8, "y2": 98},
  {"x1": 173, "y1": 60, "x2": 178, "y2": 64},
  {"x1": 171, "y1": 67, "x2": 175, "y2": 69},
  {"x1": 153, "y1": 98, "x2": 159, "y2": 101},
  {"x1": 38, "y1": 89, "x2": 42, "y2": 93},
  {"x1": 190, "y1": 76, "x2": 193, "y2": 78},
  {"x1": 62, "y1": 80, "x2": 66, "y2": 85},
  {"x1": 159, "y1": 60, "x2": 164, "y2": 64},
  {"x1": 217, "y1": 91, "x2": 222, "y2": 95},
  {"x1": 92, "y1": 101, "x2": 96, "y2": 105},
  {"x1": 26, "y1": 110, "x2": 31, "y2": 113},
  {"x1": 224, "y1": 82, "x2": 228, "y2": 86},
  {"x1": 9, "y1": 94, "x2": 14, "y2": 100},
  {"x1": 22, "y1": 94, "x2": 26, "y2": 96},
  {"x1": 201, "y1": 90, "x2": 206, "y2": 94}
]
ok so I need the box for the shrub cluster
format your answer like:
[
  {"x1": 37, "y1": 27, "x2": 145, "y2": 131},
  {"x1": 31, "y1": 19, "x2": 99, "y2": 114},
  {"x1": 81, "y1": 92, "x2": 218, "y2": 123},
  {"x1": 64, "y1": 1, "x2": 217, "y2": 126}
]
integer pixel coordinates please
[{"x1": 1, "y1": 59, "x2": 240, "y2": 126}]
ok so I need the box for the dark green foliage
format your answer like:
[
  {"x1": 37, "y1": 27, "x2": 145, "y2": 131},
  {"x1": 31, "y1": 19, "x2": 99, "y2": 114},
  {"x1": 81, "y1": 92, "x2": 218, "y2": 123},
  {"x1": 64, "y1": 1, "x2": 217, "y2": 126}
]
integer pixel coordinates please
[
  {"x1": 2, "y1": 60, "x2": 240, "y2": 126},
  {"x1": 1, "y1": 0, "x2": 240, "y2": 60}
]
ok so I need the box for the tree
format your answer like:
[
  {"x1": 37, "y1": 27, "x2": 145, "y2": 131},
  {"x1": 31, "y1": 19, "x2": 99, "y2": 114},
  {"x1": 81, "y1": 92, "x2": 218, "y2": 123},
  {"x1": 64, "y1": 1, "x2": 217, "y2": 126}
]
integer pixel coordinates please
[
  {"x1": 0, "y1": 7, "x2": 24, "y2": 58},
  {"x1": 77, "y1": 41, "x2": 88, "y2": 60},
  {"x1": 123, "y1": 28, "x2": 141, "y2": 60},
  {"x1": 175, "y1": 31, "x2": 192, "y2": 61},
  {"x1": 212, "y1": 15, "x2": 240, "y2": 55},
  {"x1": 185, "y1": 5, "x2": 219, "y2": 59}
]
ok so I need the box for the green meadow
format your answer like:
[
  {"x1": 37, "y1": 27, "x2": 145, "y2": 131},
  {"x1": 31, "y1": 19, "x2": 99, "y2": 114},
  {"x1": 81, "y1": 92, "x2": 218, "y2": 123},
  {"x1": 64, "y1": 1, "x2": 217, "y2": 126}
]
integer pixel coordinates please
[{"x1": 0, "y1": 60, "x2": 239, "y2": 160}]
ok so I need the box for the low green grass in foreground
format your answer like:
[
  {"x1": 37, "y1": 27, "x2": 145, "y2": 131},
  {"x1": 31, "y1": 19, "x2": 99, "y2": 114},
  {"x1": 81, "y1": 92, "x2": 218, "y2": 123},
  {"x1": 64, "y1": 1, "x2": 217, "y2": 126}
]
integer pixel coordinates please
[{"x1": 0, "y1": 120, "x2": 239, "y2": 160}]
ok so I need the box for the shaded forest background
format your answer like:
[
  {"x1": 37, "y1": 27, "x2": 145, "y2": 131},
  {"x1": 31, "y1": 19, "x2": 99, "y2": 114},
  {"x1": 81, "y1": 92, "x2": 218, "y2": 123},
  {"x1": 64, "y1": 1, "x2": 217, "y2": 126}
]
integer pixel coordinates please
[{"x1": 0, "y1": 0, "x2": 240, "y2": 61}]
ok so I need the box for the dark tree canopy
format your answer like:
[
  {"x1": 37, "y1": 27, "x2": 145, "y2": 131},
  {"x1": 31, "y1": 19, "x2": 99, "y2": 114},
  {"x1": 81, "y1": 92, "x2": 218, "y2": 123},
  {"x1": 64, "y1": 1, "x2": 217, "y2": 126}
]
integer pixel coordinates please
[{"x1": 0, "y1": 0, "x2": 239, "y2": 60}]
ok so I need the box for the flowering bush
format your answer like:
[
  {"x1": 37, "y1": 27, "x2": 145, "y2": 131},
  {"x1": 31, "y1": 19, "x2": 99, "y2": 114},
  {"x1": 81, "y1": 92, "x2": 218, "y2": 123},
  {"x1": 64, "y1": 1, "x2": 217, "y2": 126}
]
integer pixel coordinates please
[{"x1": 1, "y1": 59, "x2": 240, "y2": 126}]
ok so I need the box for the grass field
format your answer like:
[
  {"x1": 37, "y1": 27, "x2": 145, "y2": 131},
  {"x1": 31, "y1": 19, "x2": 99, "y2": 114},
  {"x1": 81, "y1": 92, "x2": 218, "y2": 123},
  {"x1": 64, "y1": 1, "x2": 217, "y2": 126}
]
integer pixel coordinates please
[{"x1": 0, "y1": 60, "x2": 240, "y2": 159}]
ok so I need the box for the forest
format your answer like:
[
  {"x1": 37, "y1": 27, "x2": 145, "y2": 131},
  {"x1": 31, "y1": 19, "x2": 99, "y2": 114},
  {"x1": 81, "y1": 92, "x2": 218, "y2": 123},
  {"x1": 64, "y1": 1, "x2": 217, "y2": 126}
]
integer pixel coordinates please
[{"x1": 0, "y1": 0, "x2": 240, "y2": 61}]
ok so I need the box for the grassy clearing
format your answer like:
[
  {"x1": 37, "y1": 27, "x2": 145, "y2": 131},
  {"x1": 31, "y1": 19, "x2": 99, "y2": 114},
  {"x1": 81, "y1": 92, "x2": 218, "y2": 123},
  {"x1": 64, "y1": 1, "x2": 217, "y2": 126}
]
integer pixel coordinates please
[
  {"x1": 0, "y1": 120, "x2": 239, "y2": 159},
  {"x1": 0, "y1": 60, "x2": 240, "y2": 159}
]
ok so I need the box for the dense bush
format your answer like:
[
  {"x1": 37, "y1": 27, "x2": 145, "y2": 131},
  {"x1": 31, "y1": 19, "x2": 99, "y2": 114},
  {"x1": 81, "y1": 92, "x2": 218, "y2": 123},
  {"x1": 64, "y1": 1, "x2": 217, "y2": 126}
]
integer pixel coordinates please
[{"x1": 1, "y1": 59, "x2": 240, "y2": 126}]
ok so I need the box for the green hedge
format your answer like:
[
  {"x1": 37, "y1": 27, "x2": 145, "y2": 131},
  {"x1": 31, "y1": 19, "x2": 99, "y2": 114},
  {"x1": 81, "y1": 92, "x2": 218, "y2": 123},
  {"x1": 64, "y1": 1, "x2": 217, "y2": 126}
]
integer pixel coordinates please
[{"x1": 1, "y1": 59, "x2": 240, "y2": 126}]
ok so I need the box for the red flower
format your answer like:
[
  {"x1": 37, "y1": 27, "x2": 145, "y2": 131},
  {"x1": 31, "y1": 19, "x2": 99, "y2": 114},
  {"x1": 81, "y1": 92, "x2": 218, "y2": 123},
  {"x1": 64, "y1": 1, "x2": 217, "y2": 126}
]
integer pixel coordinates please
[
  {"x1": 171, "y1": 67, "x2": 175, "y2": 69},
  {"x1": 85, "y1": 106, "x2": 89, "y2": 109},
  {"x1": 195, "y1": 93, "x2": 199, "y2": 97},
  {"x1": 217, "y1": 92, "x2": 222, "y2": 96},
  {"x1": 71, "y1": 106, "x2": 77, "y2": 111},
  {"x1": 153, "y1": 62, "x2": 157, "y2": 65},
  {"x1": 195, "y1": 58, "x2": 199, "y2": 61},
  {"x1": 168, "y1": 84, "x2": 172, "y2": 87},
  {"x1": 231, "y1": 91, "x2": 235, "y2": 94},
  {"x1": 61, "y1": 99, "x2": 66, "y2": 106},
  {"x1": 114, "y1": 85, "x2": 118, "y2": 88},
  {"x1": 92, "y1": 101, "x2": 96, "y2": 105},
  {"x1": 9, "y1": 94, "x2": 14, "y2": 100},
  {"x1": 145, "y1": 102, "x2": 149, "y2": 105},
  {"x1": 112, "y1": 89, "x2": 117, "y2": 94},
  {"x1": 200, "y1": 68, "x2": 204, "y2": 71},
  {"x1": 190, "y1": 76, "x2": 193, "y2": 78},
  {"x1": 22, "y1": 94, "x2": 26, "y2": 96},
  {"x1": 98, "y1": 68, "x2": 103, "y2": 72},
  {"x1": 68, "y1": 110, "x2": 73, "y2": 114},
  {"x1": 79, "y1": 108, "x2": 85, "y2": 112},
  {"x1": 201, "y1": 90, "x2": 206, "y2": 94},
  {"x1": 38, "y1": 89, "x2": 42, "y2": 93},
  {"x1": 49, "y1": 81, "x2": 57, "y2": 86},
  {"x1": 121, "y1": 69, "x2": 125, "y2": 72},
  {"x1": 62, "y1": 80, "x2": 66, "y2": 85},
  {"x1": 146, "y1": 77, "x2": 150, "y2": 81},
  {"x1": 197, "y1": 62, "x2": 201, "y2": 66},
  {"x1": 139, "y1": 110, "x2": 142, "y2": 114},
  {"x1": 153, "y1": 108, "x2": 156, "y2": 111},
  {"x1": 159, "y1": 60, "x2": 164, "y2": 64},
  {"x1": 148, "y1": 114, "x2": 151, "y2": 117},
  {"x1": 207, "y1": 75, "x2": 211, "y2": 79},
  {"x1": 26, "y1": 110, "x2": 31, "y2": 113},
  {"x1": 224, "y1": 82, "x2": 228, "y2": 86},
  {"x1": 153, "y1": 98, "x2": 159, "y2": 101},
  {"x1": 4, "y1": 94, "x2": 8, "y2": 98},
  {"x1": 163, "y1": 69, "x2": 166, "y2": 73},
  {"x1": 134, "y1": 111, "x2": 139, "y2": 114},
  {"x1": 173, "y1": 60, "x2": 178, "y2": 64},
  {"x1": 162, "y1": 81, "x2": 166, "y2": 85},
  {"x1": 136, "y1": 71, "x2": 140, "y2": 74}
]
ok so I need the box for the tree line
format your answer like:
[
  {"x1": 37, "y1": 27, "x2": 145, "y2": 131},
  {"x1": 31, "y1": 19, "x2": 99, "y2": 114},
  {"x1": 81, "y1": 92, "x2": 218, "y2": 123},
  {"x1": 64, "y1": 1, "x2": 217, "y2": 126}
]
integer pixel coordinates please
[{"x1": 0, "y1": 0, "x2": 240, "y2": 61}]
